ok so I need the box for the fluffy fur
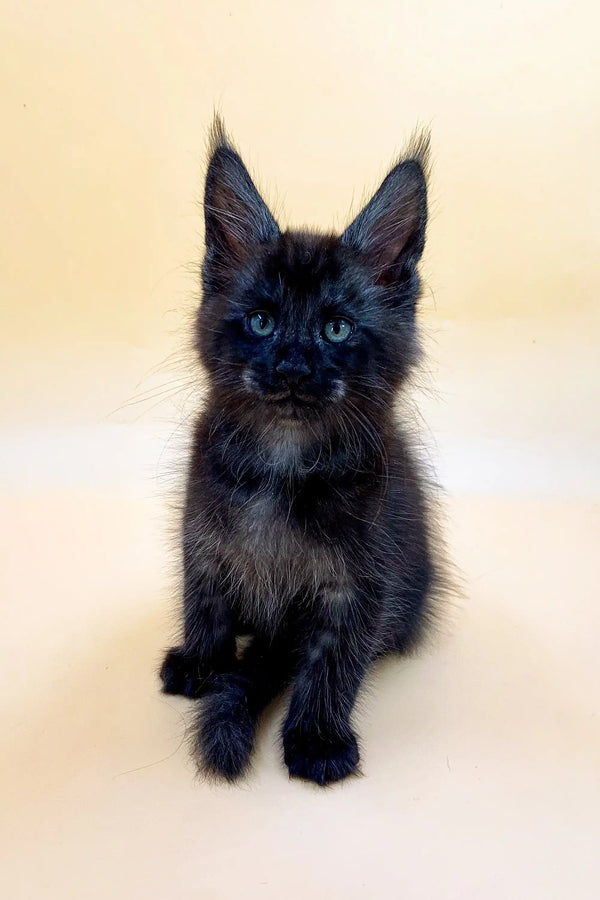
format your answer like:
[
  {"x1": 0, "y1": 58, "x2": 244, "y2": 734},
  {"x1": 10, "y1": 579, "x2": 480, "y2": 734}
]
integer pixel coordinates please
[{"x1": 160, "y1": 117, "x2": 440, "y2": 785}]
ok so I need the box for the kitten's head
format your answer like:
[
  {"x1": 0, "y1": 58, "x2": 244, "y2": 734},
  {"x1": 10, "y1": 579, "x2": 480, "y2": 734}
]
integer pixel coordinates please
[{"x1": 197, "y1": 118, "x2": 429, "y2": 429}]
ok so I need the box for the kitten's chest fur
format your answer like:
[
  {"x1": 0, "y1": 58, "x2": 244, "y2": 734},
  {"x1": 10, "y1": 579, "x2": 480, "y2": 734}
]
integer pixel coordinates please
[{"x1": 201, "y1": 431, "x2": 345, "y2": 628}]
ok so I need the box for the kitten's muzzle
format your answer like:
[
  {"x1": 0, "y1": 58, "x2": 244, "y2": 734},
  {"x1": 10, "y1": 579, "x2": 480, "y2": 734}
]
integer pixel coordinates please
[{"x1": 269, "y1": 354, "x2": 316, "y2": 406}]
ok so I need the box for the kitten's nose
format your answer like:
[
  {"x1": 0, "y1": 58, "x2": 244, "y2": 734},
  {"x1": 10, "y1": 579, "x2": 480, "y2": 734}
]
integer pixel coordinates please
[{"x1": 275, "y1": 349, "x2": 312, "y2": 385}]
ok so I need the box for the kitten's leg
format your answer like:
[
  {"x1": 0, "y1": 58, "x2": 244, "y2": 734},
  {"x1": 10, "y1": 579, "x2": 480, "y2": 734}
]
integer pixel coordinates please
[
  {"x1": 282, "y1": 588, "x2": 374, "y2": 786},
  {"x1": 197, "y1": 635, "x2": 293, "y2": 781},
  {"x1": 160, "y1": 563, "x2": 236, "y2": 699}
]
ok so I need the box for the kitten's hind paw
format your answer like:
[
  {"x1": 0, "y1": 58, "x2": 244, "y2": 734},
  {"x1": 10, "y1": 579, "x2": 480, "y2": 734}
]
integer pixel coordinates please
[
  {"x1": 283, "y1": 726, "x2": 360, "y2": 786},
  {"x1": 159, "y1": 647, "x2": 205, "y2": 699},
  {"x1": 196, "y1": 677, "x2": 256, "y2": 782}
]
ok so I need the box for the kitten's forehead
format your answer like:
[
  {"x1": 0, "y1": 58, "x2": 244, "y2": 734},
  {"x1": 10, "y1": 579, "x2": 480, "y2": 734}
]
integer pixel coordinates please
[
  {"x1": 273, "y1": 232, "x2": 341, "y2": 283},
  {"x1": 260, "y1": 231, "x2": 363, "y2": 310}
]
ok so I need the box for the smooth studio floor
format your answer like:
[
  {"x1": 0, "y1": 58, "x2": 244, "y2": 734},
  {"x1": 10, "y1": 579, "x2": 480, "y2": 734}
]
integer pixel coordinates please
[{"x1": 1, "y1": 319, "x2": 599, "y2": 899}]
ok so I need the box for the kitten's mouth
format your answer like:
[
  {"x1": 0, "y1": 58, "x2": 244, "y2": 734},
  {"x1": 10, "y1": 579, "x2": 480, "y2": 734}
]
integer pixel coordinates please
[{"x1": 265, "y1": 389, "x2": 319, "y2": 409}]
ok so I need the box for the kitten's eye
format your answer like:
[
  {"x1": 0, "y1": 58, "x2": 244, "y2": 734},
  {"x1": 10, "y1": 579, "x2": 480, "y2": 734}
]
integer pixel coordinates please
[
  {"x1": 248, "y1": 310, "x2": 275, "y2": 338},
  {"x1": 323, "y1": 317, "x2": 353, "y2": 343}
]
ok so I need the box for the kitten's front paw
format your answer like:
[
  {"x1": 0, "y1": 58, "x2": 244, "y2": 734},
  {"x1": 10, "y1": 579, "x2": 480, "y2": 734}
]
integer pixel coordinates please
[
  {"x1": 159, "y1": 647, "x2": 206, "y2": 698},
  {"x1": 197, "y1": 679, "x2": 255, "y2": 781},
  {"x1": 283, "y1": 726, "x2": 360, "y2": 786}
]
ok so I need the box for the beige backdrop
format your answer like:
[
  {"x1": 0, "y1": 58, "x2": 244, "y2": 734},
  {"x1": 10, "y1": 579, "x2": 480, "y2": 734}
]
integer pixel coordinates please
[{"x1": 1, "y1": 2, "x2": 599, "y2": 898}]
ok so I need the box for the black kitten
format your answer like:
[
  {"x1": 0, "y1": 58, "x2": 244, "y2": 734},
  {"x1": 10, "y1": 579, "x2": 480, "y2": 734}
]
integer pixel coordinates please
[{"x1": 160, "y1": 118, "x2": 438, "y2": 785}]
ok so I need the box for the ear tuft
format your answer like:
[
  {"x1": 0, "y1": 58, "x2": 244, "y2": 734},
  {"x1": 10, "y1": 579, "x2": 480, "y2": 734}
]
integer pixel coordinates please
[
  {"x1": 206, "y1": 112, "x2": 234, "y2": 158},
  {"x1": 204, "y1": 115, "x2": 279, "y2": 265},
  {"x1": 403, "y1": 128, "x2": 431, "y2": 182},
  {"x1": 342, "y1": 130, "x2": 430, "y2": 288}
]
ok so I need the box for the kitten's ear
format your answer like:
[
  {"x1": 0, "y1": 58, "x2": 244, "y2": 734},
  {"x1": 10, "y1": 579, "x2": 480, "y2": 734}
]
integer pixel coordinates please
[
  {"x1": 342, "y1": 134, "x2": 429, "y2": 287},
  {"x1": 204, "y1": 117, "x2": 279, "y2": 265}
]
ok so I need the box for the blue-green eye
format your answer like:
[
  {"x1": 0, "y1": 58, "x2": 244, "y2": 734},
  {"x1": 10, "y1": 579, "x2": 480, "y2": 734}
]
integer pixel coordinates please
[
  {"x1": 323, "y1": 317, "x2": 353, "y2": 343},
  {"x1": 248, "y1": 310, "x2": 275, "y2": 337}
]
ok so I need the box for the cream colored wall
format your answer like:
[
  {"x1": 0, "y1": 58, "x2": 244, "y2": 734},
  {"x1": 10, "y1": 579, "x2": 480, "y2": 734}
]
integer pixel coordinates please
[{"x1": 2, "y1": 0, "x2": 599, "y2": 429}]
